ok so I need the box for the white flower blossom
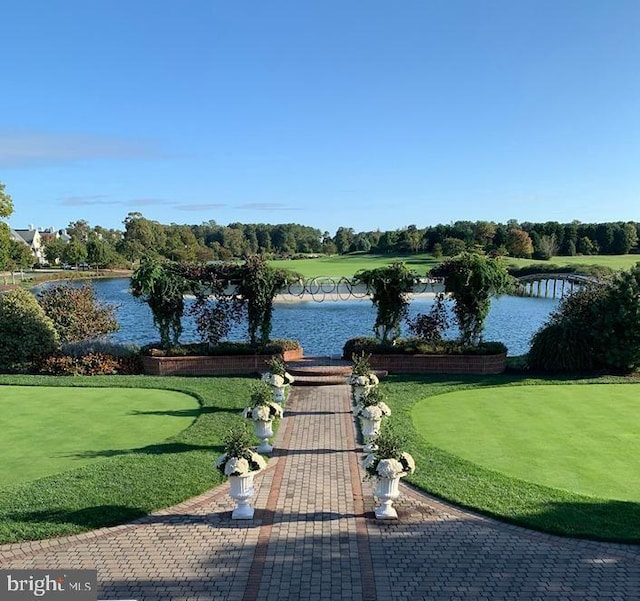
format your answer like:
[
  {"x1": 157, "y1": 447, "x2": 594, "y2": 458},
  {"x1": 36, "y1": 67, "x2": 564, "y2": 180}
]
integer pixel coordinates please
[
  {"x1": 401, "y1": 452, "x2": 416, "y2": 474},
  {"x1": 369, "y1": 373, "x2": 379, "y2": 386},
  {"x1": 253, "y1": 405, "x2": 272, "y2": 421},
  {"x1": 362, "y1": 453, "x2": 377, "y2": 469},
  {"x1": 376, "y1": 458, "x2": 405, "y2": 479},
  {"x1": 284, "y1": 372, "x2": 295, "y2": 384},
  {"x1": 248, "y1": 450, "x2": 268, "y2": 470},
  {"x1": 360, "y1": 405, "x2": 384, "y2": 420},
  {"x1": 224, "y1": 456, "x2": 250, "y2": 476},
  {"x1": 378, "y1": 402, "x2": 391, "y2": 416}
]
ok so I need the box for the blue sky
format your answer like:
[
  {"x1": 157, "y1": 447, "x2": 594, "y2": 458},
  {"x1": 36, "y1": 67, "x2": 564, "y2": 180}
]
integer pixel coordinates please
[{"x1": 2, "y1": 0, "x2": 638, "y2": 234}]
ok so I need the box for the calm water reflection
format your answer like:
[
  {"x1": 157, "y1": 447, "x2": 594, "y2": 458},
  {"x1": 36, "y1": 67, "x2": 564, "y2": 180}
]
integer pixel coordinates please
[{"x1": 45, "y1": 278, "x2": 559, "y2": 357}]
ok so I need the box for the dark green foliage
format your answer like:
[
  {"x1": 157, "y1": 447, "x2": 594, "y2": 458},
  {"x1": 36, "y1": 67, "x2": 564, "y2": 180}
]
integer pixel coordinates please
[
  {"x1": 130, "y1": 259, "x2": 190, "y2": 348},
  {"x1": 529, "y1": 263, "x2": 640, "y2": 373},
  {"x1": 431, "y1": 252, "x2": 514, "y2": 346},
  {"x1": 143, "y1": 339, "x2": 300, "y2": 357},
  {"x1": 351, "y1": 351, "x2": 373, "y2": 376},
  {"x1": 37, "y1": 283, "x2": 119, "y2": 343},
  {"x1": 235, "y1": 255, "x2": 297, "y2": 345},
  {"x1": 0, "y1": 289, "x2": 59, "y2": 370},
  {"x1": 354, "y1": 262, "x2": 416, "y2": 343},
  {"x1": 508, "y1": 263, "x2": 615, "y2": 279},
  {"x1": 343, "y1": 336, "x2": 507, "y2": 358}
]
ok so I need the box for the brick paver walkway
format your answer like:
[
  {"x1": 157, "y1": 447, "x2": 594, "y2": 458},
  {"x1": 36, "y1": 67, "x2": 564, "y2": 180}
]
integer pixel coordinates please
[{"x1": 2, "y1": 383, "x2": 640, "y2": 600}]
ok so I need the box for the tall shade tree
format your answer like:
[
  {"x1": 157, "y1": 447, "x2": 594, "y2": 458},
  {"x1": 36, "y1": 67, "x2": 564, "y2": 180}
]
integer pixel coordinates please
[
  {"x1": 62, "y1": 240, "x2": 88, "y2": 267},
  {"x1": 9, "y1": 240, "x2": 35, "y2": 269},
  {"x1": 0, "y1": 182, "x2": 14, "y2": 219}
]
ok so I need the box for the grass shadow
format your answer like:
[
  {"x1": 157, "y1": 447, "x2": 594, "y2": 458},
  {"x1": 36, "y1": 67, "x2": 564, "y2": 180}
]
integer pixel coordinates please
[
  {"x1": 67, "y1": 442, "x2": 223, "y2": 459},
  {"x1": 127, "y1": 406, "x2": 237, "y2": 418}
]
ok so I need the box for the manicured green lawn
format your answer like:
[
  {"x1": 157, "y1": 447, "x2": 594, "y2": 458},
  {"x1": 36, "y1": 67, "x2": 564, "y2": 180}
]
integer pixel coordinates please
[
  {"x1": 382, "y1": 374, "x2": 640, "y2": 542},
  {"x1": 271, "y1": 252, "x2": 440, "y2": 278},
  {"x1": 0, "y1": 386, "x2": 199, "y2": 486},
  {"x1": 412, "y1": 384, "x2": 640, "y2": 501},
  {"x1": 507, "y1": 254, "x2": 640, "y2": 271},
  {"x1": 0, "y1": 374, "x2": 257, "y2": 544},
  {"x1": 272, "y1": 252, "x2": 638, "y2": 278}
]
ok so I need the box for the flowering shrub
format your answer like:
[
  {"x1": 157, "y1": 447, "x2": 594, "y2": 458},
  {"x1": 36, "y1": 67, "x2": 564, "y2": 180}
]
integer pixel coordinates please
[
  {"x1": 214, "y1": 426, "x2": 268, "y2": 476},
  {"x1": 39, "y1": 351, "x2": 143, "y2": 376},
  {"x1": 243, "y1": 383, "x2": 285, "y2": 421},
  {"x1": 362, "y1": 426, "x2": 415, "y2": 479}
]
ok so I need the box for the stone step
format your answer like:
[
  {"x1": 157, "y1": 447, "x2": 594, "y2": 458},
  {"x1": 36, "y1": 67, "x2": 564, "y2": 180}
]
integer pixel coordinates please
[
  {"x1": 291, "y1": 374, "x2": 350, "y2": 386},
  {"x1": 286, "y1": 356, "x2": 353, "y2": 378}
]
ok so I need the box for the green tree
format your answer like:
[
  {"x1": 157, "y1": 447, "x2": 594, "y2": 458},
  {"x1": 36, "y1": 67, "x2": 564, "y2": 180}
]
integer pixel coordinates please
[
  {"x1": 43, "y1": 238, "x2": 67, "y2": 265},
  {"x1": 86, "y1": 238, "x2": 114, "y2": 271},
  {"x1": 0, "y1": 223, "x2": 12, "y2": 269},
  {"x1": 431, "y1": 252, "x2": 514, "y2": 346},
  {"x1": 119, "y1": 212, "x2": 167, "y2": 263},
  {"x1": 0, "y1": 182, "x2": 14, "y2": 219},
  {"x1": 0, "y1": 288, "x2": 59, "y2": 370},
  {"x1": 506, "y1": 228, "x2": 534, "y2": 258},
  {"x1": 9, "y1": 240, "x2": 35, "y2": 269},
  {"x1": 38, "y1": 283, "x2": 119, "y2": 343},
  {"x1": 354, "y1": 262, "x2": 416, "y2": 343},
  {"x1": 63, "y1": 240, "x2": 87, "y2": 267},
  {"x1": 441, "y1": 237, "x2": 466, "y2": 257}
]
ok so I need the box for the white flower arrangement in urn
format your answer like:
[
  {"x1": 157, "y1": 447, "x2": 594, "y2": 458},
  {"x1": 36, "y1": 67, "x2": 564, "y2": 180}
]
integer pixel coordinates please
[
  {"x1": 355, "y1": 387, "x2": 391, "y2": 451},
  {"x1": 362, "y1": 425, "x2": 415, "y2": 520},
  {"x1": 215, "y1": 426, "x2": 268, "y2": 519},
  {"x1": 261, "y1": 356, "x2": 295, "y2": 403},
  {"x1": 349, "y1": 352, "x2": 379, "y2": 407},
  {"x1": 243, "y1": 382, "x2": 284, "y2": 453}
]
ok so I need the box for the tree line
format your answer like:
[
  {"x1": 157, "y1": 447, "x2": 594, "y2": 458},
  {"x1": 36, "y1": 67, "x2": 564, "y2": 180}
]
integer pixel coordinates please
[
  {"x1": 1, "y1": 181, "x2": 639, "y2": 272},
  {"x1": 37, "y1": 214, "x2": 639, "y2": 269}
]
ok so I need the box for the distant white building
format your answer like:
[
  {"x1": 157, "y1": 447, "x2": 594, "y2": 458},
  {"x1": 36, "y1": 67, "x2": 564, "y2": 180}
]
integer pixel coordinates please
[{"x1": 11, "y1": 226, "x2": 46, "y2": 264}]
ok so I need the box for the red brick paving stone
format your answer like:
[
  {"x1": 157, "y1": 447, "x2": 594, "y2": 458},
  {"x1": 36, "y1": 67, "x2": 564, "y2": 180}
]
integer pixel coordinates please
[{"x1": 246, "y1": 384, "x2": 375, "y2": 601}]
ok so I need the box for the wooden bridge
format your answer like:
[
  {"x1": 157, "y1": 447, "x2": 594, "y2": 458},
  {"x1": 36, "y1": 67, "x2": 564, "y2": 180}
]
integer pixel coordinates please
[{"x1": 513, "y1": 273, "x2": 598, "y2": 298}]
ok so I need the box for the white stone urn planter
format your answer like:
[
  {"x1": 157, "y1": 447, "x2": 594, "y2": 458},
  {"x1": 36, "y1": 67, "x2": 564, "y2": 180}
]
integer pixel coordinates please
[
  {"x1": 229, "y1": 472, "x2": 258, "y2": 519},
  {"x1": 363, "y1": 449, "x2": 416, "y2": 521},
  {"x1": 355, "y1": 399, "x2": 391, "y2": 452},
  {"x1": 373, "y1": 475, "x2": 403, "y2": 519},
  {"x1": 215, "y1": 443, "x2": 267, "y2": 520},
  {"x1": 253, "y1": 419, "x2": 275, "y2": 454},
  {"x1": 349, "y1": 373, "x2": 379, "y2": 410},
  {"x1": 243, "y1": 383, "x2": 284, "y2": 455},
  {"x1": 359, "y1": 416, "x2": 382, "y2": 452}
]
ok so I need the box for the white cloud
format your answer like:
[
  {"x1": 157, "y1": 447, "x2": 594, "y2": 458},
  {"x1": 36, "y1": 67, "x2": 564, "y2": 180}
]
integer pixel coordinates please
[{"x1": 0, "y1": 130, "x2": 167, "y2": 168}]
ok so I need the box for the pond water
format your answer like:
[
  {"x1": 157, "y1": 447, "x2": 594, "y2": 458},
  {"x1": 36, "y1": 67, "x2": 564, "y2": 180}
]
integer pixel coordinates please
[{"x1": 44, "y1": 278, "x2": 559, "y2": 357}]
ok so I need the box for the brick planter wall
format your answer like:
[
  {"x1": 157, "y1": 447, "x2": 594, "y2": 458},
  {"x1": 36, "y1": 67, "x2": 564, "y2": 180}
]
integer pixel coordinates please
[
  {"x1": 142, "y1": 347, "x2": 303, "y2": 376},
  {"x1": 367, "y1": 353, "x2": 506, "y2": 375}
]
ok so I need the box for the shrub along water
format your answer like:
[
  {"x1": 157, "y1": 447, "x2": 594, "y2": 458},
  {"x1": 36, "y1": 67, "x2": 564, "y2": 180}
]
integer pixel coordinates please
[{"x1": 528, "y1": 262, "x2": 640, "y2": 373}]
